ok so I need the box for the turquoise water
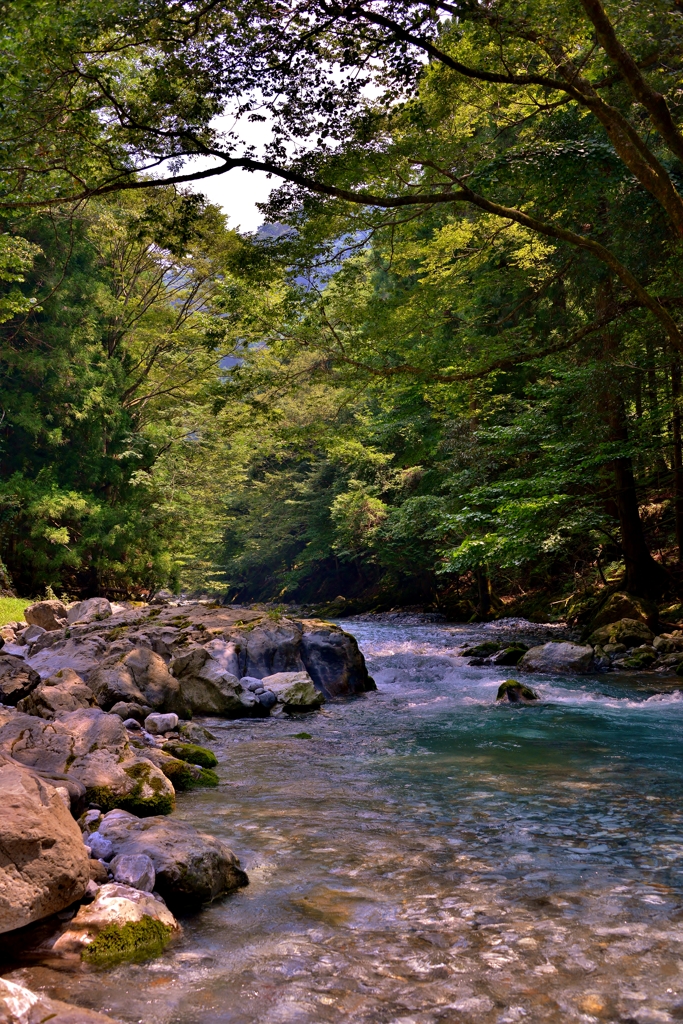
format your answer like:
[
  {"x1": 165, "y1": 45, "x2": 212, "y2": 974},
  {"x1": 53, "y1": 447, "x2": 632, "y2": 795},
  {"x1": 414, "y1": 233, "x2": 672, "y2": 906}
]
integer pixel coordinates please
[{"x1": 10, "y1": 621, "x2": 683, "y2": 1022}]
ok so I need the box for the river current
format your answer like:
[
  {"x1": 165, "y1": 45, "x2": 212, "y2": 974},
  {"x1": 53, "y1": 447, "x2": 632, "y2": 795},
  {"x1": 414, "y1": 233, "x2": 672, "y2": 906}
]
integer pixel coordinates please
[{"x1": 8, "y1": 619, "x2": 683, "y2": 1023}]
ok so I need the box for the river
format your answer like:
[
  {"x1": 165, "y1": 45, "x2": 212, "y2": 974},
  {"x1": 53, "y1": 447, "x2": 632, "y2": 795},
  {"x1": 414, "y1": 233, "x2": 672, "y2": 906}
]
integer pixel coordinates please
[{"x1": 8, "y1": 619, "x2": 683, "y2": 1022}]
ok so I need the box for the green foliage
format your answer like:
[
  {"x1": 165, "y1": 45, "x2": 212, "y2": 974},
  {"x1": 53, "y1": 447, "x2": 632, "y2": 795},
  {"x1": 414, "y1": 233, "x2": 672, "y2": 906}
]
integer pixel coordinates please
[
  {"x1": 0, "y1": 189, "x2": 246, "y2": 597},
  {"x1": 2, "y1": 0, "x2": 683, "y2": 608}
]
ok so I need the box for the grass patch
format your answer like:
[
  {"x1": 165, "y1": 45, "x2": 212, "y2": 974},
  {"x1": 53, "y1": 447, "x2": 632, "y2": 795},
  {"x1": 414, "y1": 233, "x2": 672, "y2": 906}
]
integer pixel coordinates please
[
  {"x1": 0, "y1": 596, "x2": 32, "y2": 627},
  {"x1": 292, "y1": 732, "x2": 313, "y2": 739}
]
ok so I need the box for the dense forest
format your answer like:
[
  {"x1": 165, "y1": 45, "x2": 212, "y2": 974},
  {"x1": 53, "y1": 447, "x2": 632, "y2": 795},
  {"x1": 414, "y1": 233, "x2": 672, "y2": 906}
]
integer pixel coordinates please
[{"x1": 2, "y1": 0, "x2": 683, "y2": 620}]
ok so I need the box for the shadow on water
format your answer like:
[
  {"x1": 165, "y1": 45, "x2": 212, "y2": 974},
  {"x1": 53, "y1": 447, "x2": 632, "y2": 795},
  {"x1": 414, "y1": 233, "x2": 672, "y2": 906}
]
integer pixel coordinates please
[{"x1": 7, "y1": 621, "x2": 683, "y2": 1023}]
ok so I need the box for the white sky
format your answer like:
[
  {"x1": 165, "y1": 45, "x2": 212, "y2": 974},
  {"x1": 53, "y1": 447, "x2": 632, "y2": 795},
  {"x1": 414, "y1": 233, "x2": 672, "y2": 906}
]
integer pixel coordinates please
[
  {"x1": 184, "y1": 113, "x2": 276, "y2": 233},
  {"x1": 187, "y1": 162, "x2": 274, "y2": 233}
]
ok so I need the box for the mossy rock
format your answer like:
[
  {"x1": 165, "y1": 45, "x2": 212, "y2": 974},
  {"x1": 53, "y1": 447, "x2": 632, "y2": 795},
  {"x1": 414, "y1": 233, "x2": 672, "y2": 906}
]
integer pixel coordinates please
[
  {"x1": 493, "y1": 644, "x2": 529, "y2": 666},
  {"x1": 589, "y1": 591, "x2": 658, "y2": 632},
  {"x1": 162, "y1": 740, "x2": 217, "y2": 769},
  {"x1": 621, "y1": 649, "x2": 658, "y2": 670},
  {"x1": 587, "y1": 618, "x2": 655, "y2": 649},
  {"x1": 565, "y1": 589, "x2": 605, "y2": 627},
  {"x1": 159, "y1": 756, "x2": 219, "y2": 790},
  {"x1": 496, "y1": 679, "x2": 539, "y2": 703},
  {"x1": 81, "y1": 917, "x2": 173, "y2": 966},
  {"x1": 461, "y1": 641, "x2": 501, "y2": 657}
]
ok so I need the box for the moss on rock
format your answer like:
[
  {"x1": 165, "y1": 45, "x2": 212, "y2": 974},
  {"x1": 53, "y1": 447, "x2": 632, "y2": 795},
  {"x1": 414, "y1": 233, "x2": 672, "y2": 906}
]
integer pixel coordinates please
[
  {"x1": 82, "y1": 917, "x2": 173, "y2": 966},
  {"x1": 158, "y1": 755, "x2": 219, "y2": 790},
  {"x1": 161, "y1": 740, "x2": 217, "y2": 768},
  {"x1": 496, "y1": 679, "x2": 539, "y2": 703}
]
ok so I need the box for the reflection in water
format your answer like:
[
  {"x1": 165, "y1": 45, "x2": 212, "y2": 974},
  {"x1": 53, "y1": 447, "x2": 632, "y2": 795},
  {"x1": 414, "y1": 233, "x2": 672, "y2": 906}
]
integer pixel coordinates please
[{"x1": 8, "y1": 621, "x2": 683, "y2": 1022}]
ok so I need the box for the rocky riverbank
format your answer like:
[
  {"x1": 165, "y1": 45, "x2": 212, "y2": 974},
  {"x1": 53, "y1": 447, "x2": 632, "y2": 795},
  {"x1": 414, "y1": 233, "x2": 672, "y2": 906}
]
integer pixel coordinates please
[{"x1": 0, "y1": 598, "x2": 375, "y2": 1021}]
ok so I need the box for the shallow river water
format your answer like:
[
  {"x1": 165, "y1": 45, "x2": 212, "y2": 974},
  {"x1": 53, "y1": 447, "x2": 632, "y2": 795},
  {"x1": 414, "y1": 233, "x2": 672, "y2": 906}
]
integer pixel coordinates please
[{"x1": 9, "y1": 620, "x2": 683, "y2": 1023}]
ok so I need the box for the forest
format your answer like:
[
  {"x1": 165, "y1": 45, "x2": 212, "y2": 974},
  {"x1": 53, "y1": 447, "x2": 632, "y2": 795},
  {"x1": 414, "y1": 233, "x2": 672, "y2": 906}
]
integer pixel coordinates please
[{"x1": 2, "y1": 0, "x2": 683, "y2": 621}]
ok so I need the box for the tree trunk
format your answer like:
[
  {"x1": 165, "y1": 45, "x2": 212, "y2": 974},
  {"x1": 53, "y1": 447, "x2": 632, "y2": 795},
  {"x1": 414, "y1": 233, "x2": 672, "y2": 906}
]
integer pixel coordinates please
[
  {"x1": 475, "y1": 566, "x2": 491, "y2": 619},
  {"x1": 598, "y1": 299, "x2": 667, "y2": 596},
  {"x1": 606, "y1": 390, "x2": 667, "y2": 596},
  {"x1": 671, "y1": 354, "x2": 683, "y2": 560}
]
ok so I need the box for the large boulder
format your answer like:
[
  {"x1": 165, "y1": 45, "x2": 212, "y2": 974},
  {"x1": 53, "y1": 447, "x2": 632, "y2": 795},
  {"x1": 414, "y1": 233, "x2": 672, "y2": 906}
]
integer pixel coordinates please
[
  {"x1": 589, "y1": 591, "x2": 658, "y2": 631},
  {"x1": 518, "y1": 642, "x2": 595, "y2": 674},
  {"x1": 235, "y1": 621, "x2": 304, "y2": 678},
  {"x1": 24, "y1": 599, "x2": 68, "y2": 631},
  {"x1": 0, "y1": 708, "x2": 175, "y2": 816},
  {"x1": 225, "y1": 618, "x2": 375, "y2": 697},
  {"x1": 0, "y1": 760, "x2": 90, "y2": 934},
  {"x1": 0, "y1": 978, "x2": 125, "y2": 1024},
  {"x1": 89, "y1": 809, "x2": 248, "y2": 909},
  {"x1": 88, "y1": 647, "x2": 189, "y2": 717},
  {"x1": 587, "y1": 617, "x2": 655, "y2": 649},
  {"x1": 52, "y1": 882, "x2": 179, "y2": 963},
  {"x1": 0, "y1": 654, "x2": 40, "y2": 705},
  {"x1": 17, "y1": 669, "x2": 97, "y2": 718},
  {"x1": 261, "y1": 671, "x2": 325, "y2": 711},
  {"x1": 67, "y1": 597, "x2": 112, "y2": 625},
  {"x1": 170, "y1": 646, "x2": 260, "y2": 717},
  {"x1": 299, "y1": 620, "x2": 376, "y2": 696}
]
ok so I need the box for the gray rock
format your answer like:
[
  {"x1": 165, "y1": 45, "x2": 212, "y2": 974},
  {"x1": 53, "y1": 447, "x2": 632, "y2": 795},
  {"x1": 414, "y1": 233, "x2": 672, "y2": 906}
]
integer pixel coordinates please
[
  {"x1": 17, "y1": 669, "x2": 96, "y2": 718},
  {"x1": 80, "y1": 808, "x2": 103, "y2": 832},
  {"x1": 67, "y1": 597, "x2": 112, "y2": 625},
  {"x1": 178, "y1": 721, "x2": 215, "y2": 744},
  {"x1": 519, "y1": 642, "x2": 595, "y2": 674},
  {"x1": 97, "y1": 809, "x2": 248, "y2": 909},
  {"x1": 0, "y1": 759, "x2": 90, "y2": 934},
  {"x1": 257, "y1": 689, "x2": 277, "y2": 710},
  {"x1": 299, "y1": 620, "x2": 376, "y2": 696},
  {"x1": 109, "y1": 701, "x2": 152, "y2": 722},
  {"x1": 261, "y1": 671, "x2": 325, "y2": 711},
  {"x1": 88, "y1": 647, "x2": 189, "y2": 717},
  {"x1": 88, "y1": 832, "x2": 115, "y2": 861},
  {"x1": 110, "y1": 853, "x2": 155, "y2": 892},
  {"x1": 243, "y1": 677, "x2": 264, "y2": 691},
  {"x1": 24, "y1": 599, "x2": 68, "y2": 631},
  {"x1": 0, "y1": 707, "x2": 175, "y2": 816},
  {"x1": 203, "y1": 637, "x2": 241, "y2": 676},
  {"x1": 144, "y1": 712, "x2": 178, "y2": 735},
  {"x1": 0, "y1": 654, "x2": 41, "y2": 706},
  {"x1": 20, "y1": 624, "x2": 46, "y2": 644},
  {"x1": 228, "y1": 618, "x2": 375, "y2": 697},
  {"x1": 171, "y1": 647, "x2": 259, "y2": 717},
  {"x1": 27, "y1": 635, "x2": 108, "y2": 681}
]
